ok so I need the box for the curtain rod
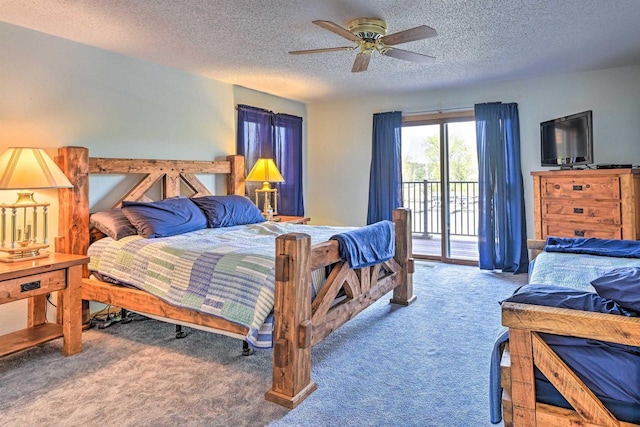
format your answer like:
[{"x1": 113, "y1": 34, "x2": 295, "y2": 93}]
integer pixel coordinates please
[{"x1": 402, "y1": 106, "x2": 474, "y2": 115}]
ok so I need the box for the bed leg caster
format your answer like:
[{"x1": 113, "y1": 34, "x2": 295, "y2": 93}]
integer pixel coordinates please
[
  {"x1": 120, "y1": 308, "x2": 133, "y2": 324},
  {"x1": 175, "y1": 325, "x2": 188, "y2": 339},
  {"x1": 242, "y1": 340, "x2": 255, "y2": 356}
]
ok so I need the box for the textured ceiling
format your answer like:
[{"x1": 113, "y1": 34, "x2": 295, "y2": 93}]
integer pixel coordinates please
[{"x1": 2, "y1": 0, "x2": 640, "y2": 103}]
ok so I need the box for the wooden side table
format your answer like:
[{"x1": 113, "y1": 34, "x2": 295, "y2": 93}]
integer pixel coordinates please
[
  {"x1": 0, "y1": 253, "x2": 89, "y2": 357},
  {"x1": 275, "y1": 216, "x2": 311, "y2": 224}
]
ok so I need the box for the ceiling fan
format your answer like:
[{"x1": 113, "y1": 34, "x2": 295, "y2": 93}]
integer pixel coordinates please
[{"x1": 289, "y1": 18, "x2": 437, "y2": 73}]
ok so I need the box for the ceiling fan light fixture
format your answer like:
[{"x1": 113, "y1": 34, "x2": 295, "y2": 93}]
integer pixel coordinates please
[
  {"x1": 347, "y1": 18, "x2": 387, "y2": 41},
  {"x1": 290, "y1": 18, "x2": 437, "y2": 73},
  {"x1": 360, "y1": 41, "x2": 377, "y2": 55}
]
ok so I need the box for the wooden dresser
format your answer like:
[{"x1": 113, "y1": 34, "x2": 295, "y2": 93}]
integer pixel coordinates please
[{"x1": 532, "y1": 169, "x2": 640, "y2": 240}]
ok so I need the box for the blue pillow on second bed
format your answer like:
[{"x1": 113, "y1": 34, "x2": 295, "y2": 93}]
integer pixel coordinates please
[
  {"x1": 121, "y1": 197, "x2": 207, "y2": 238},
  {"x1": 591, "y1": 267, "x2": 640, "y2": 313},
  {"x1": 501, "y1": 284, "x2": 635, "y2": 316}
]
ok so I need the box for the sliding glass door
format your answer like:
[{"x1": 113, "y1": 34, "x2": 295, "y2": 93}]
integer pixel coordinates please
[{"x1": 401, "y1": 112, "x2": 478, "y2": 264}]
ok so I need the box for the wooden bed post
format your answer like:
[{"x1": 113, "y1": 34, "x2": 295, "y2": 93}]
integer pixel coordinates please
[
  {"x1": 265, "y1": 232, "x2": 317, "y2": 408},
  {"x1": 226, "y1": 154, "x2": 245, "y2": 196},
  {"x1": 390, "y1": 207, "x2": 416, "y2": 305},
  {"x1": 56, "y1": 146, "x2": 90, "y2": 324},
  {"x1": 56, "y1": 146, "x2": 90, "y2": 259},
  {"x1": 508, "y1": 328, "x2": 537, "y2": 426}
]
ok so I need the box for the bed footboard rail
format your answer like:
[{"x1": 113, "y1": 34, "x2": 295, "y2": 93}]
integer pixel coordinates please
[
  {"x1": 266, "y1": 208, "x2": 415, "y2": 408},
  {"x1": 502, "y1": 302, "x2": 640, "y2": 426}
]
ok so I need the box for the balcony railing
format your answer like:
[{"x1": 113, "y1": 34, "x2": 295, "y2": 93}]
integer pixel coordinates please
[{"x1": 402, "y1": 180, "x2": 479, "y2": 237}]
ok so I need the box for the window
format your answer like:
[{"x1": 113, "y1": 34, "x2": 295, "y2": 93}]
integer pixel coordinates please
[
  {"x1": 402, "y1": 110, "x2": 479, "y2": 262},
  {"x1": 236, "y1": 105, "x2": 304, "y2": 216}
]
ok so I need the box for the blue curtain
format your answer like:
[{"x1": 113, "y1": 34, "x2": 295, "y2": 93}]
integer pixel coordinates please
[
  {"x1": 236, "y1": 105, "x2": 274, "y2": 204},
  {"x1": 475, "y1": 102, "x2": 528, "y2": 273},
  {"x1": 236, "y1": 104, "x2": 274, "y2": 166},
  {"x1": 273, "y1": 113, "x2": 304, "y2": 216},
  {"x1": 367, "y1": 111, "x2": 402, "y2": 224},
  {"x1": 236, "y1": 105, "x2": 304, "y2": 216}
]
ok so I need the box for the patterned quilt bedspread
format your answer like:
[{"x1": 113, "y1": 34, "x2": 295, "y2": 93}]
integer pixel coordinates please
[{"x1": 88, "y1": 222, "x2": 352, "y2": 348}]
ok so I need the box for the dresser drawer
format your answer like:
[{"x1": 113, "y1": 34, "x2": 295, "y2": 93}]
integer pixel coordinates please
[
  {"x1": 541, "y1": 199, "x2": 621, "y2": 225},
  {"x1": 541, "y1": 176, "x2": 620, "y2": 199},
  {"x1": 543, "y1": 222, "x2": 622, "y2": 240},
  {"x1": 0, "y1": 270, "x2": 66, "y2": 304}
]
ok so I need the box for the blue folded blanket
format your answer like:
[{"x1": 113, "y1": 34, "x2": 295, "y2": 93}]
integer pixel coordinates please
[
  {"x1": 489, "y1": 328, "x2": 509, "y2": 424},
  {"x1": 330, "y1": 220, "x2": 395, "y2": 269},
  {"x1": 545, "y1": 237, "x2": 640, "y2": 258}
]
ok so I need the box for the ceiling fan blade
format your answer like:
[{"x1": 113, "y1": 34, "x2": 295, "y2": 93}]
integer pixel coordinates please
[
  {"x1": 289, "y1": 46, "x2": 354, "y2": 55},
  {"x1": 313, "y1": 20, "x2": 362, "y2": 43},
  {"x1": 380, "y1": 25, "x2": 437, "y2": 46},
  {"x1": 351, "y1": 53, "x2": 371, "y2": 73},
  {"x1": 384, "y1": 47, "x2": 435, "y2": 64}
]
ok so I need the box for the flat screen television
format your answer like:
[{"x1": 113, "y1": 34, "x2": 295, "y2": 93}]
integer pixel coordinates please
[{"x1": 540, "y1": 110, "x2": 593, "y2": 168}]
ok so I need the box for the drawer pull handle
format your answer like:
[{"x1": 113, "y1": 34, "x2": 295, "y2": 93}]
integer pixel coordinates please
[
  {"x1": 572, "y1": 185, "x2": 583, "y2": 191},
  {"x1": 574, "y1": 230, "x2": 586, "y2": 237},
  {"x1": 20, "y1": 280, "x2": 41, "y2": 292},
  {"x1": 573, "y1": 208, "x2": 584, "y2": 214}
]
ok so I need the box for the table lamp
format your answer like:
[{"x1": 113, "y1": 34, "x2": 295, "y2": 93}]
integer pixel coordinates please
[
  {"x1": 245, "y1": 158, "x2": 284, "y2": 216},
  {"x1": 0, "y1": 147, "x2": 73, "y2": 262}
]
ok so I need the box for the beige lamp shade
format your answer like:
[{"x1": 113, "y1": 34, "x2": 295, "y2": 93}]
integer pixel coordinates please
[
  {"x1": 245, "y1": 158, "x2": 285, "y2": 190},
  {"x1": 0, "y1": 147, "x2": 73, "y2": 190}
]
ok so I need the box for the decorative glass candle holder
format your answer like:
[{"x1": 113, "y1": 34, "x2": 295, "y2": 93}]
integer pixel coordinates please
[
  {"x1": 254, "y1": 187, "x2": 279, "y2": 216},
  {"x1": 0, "y1": 198, "x2": 50, "y2": 262}
]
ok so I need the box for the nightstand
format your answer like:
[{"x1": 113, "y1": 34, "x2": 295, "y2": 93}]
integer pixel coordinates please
[
  {"x1": 0, "y1": 253, "x2": 89, "y2": 358},
  {"x1": 275, "y1": 216, "x2": 311, "y2": 224}
]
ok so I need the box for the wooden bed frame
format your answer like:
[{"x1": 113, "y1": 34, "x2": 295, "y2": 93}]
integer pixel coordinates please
[
  {"x1": 54, "y1": 146, "x2": 415, "y2": 408},
  {"x1": 500, "y1": 239, "x2": 640, "y2": 427}
]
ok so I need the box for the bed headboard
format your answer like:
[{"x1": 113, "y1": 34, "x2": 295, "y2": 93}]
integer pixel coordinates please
[{"x1": 54, "y1": 146, "x2": 245, "y2": 260}]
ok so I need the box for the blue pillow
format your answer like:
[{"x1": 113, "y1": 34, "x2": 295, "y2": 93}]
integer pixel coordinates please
[
  {"x1": 190, "y1": 195, "x2": 265, "y2": 228},
  {"x1": 591, "y1": 267, "x2": 640, "y2": 313},
  {"x1": 501, "y1": 284, "x2": 635, "y2": 316},
  {"x1": 121, "y1": 197, "x2": 207, "y2": 238}
]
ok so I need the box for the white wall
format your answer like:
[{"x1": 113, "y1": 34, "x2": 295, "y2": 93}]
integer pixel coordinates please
[
  {"x1": 0, "y1": 22, "x2": 304, "y2": 335},
  {"x1": 306, "y1": 65, "x2": 640, "y2": 232}
]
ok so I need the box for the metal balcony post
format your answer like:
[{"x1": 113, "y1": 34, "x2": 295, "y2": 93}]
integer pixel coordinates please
[{"x1": 422, "y1": 179, "x2": 430, "y2": 238}]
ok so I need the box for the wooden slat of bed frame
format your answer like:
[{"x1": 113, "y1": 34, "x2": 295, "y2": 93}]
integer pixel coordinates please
[
  {"x1": 88, "y1": 157, "x2": 233, "y2": 174},
  {"x1": 82, "y1": 278, "x2": 249, "y2": 336},
  {"x1": 310, "y1": 262, "x2": 404, "y2": 348},
  {"x1": 181, "y1": 173, "x2": 213, "y2": 197},
  {"x1": 531, "y1": 332, "x2": 618, "y2": 425},
  {"x1": 503, "y1": 381, "x2": 640, "y2": 427},
  {"x1": 502, "y1": 302, "x2": 640, "y2": 346},
  {"x1": 536, "y1": 403, "x2": 638, "y2": 427},
  {"x1": 509, "y1": 328, "x2": 537, "y2": 425},
  {"x1": 116, "y1": 172, "x2": 164, "y2": 206}
]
